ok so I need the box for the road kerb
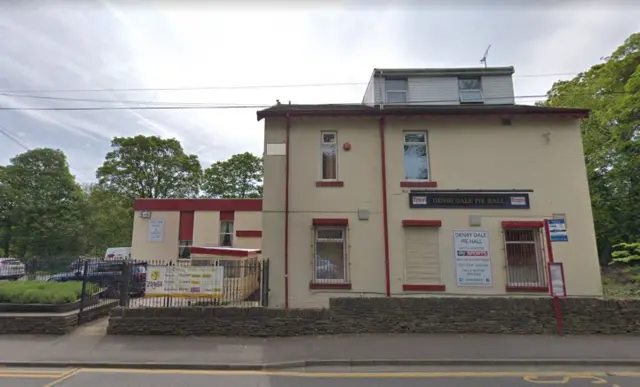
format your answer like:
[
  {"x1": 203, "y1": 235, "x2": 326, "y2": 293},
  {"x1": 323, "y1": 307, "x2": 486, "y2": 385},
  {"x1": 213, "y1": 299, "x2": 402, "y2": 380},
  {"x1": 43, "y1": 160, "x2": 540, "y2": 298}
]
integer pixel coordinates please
[{"x1": 2, "y1": 359, "x2": 640, "y2": 370}]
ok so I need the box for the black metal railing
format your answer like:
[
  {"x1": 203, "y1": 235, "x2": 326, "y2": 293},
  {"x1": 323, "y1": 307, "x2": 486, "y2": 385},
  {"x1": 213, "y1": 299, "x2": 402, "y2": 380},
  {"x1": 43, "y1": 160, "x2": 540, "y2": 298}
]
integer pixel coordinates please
[{"x1": 0, "y1": 256, "x2": 126, "y2": 324}]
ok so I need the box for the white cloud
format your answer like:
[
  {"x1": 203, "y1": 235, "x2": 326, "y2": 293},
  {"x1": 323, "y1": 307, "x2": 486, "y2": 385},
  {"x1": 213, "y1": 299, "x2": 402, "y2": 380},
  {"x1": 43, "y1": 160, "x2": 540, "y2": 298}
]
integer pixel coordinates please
[{"x1": 0, "y1": 1, "x2": 638, "y2": 182}]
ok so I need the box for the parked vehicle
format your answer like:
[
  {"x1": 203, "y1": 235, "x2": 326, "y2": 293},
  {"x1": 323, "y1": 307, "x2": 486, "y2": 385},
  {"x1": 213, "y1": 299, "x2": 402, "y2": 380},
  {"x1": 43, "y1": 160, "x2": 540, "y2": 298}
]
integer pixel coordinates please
[
  {"x1": 49, "y1": 260, "x2": 147, "y2": 298},
  {"x1": 67, "y1": 258, "x2": 101, "y2": 272},
  {"x1": 0, "y1": 258, "x2": 26, "y2": 281},
  {"x1": 104, "y1": 247, "x2": 131, "y2": 260}
]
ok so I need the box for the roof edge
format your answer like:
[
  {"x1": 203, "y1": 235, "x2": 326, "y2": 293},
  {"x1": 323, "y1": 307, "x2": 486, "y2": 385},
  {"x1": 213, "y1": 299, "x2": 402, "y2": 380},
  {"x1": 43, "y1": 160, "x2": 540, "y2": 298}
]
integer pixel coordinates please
[
  {"x1": 257, "y1": 105, "x2": 590, "y2": 121},
  {"x1": 373, "y1": 66, "x2": 515, "y2": 77}
]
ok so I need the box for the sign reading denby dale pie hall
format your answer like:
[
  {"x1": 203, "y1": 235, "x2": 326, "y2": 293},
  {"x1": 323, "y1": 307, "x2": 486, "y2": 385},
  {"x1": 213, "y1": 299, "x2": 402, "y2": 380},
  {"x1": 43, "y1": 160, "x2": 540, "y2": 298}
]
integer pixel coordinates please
[{"x1": 409, "y1": 192, "x2": 531, "y2": 209}]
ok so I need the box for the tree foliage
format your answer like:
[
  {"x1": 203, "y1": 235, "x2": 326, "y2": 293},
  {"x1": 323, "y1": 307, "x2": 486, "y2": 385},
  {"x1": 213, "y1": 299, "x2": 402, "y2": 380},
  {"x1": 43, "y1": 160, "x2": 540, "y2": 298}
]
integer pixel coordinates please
[
  {"x1": 83, "y1": 184, "x2": 134, "y2": 256},
  {"x1": 0, "y1": 149, "x2": 88, "y2": 257},
  {"x1": 611, "y1": 242, "x2": 640, "y2": 265},
  {"x1": 540, "y1": 32, "x2": 640, "y2": 264},
  {"x1": 96, "y1": 135, "x2": 202, "y2": 200},
  {"x1": 203, "y1": 152, "x2": 263, "y2": 198}
]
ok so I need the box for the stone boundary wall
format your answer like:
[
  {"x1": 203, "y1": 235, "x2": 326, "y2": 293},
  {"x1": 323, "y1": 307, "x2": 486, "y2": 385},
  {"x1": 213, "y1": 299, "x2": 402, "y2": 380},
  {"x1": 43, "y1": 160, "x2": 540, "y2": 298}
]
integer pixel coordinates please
[
  {"x1": 0, "y1": 300, "x2": 118, "y2": 335},
  {"x1": 107, "y1": 297, "x2": 640, "y2": 336}
]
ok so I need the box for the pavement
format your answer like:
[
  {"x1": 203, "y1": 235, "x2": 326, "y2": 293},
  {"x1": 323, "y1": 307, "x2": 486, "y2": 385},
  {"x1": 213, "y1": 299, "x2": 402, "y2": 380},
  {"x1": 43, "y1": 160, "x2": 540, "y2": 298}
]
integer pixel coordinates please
[
  {"x1": 2, "y1": 366, "x2": 640, "y2": 387},
  {"x1": 4, "y1": 318, "x2": 640, "y2": 370}
]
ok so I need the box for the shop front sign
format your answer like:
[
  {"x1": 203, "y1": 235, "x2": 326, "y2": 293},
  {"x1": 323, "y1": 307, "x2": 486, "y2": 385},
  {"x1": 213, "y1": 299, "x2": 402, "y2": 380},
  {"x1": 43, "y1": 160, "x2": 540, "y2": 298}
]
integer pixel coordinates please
[{"x1": 409, "y1": 192, "x2": 530, "y2": 209}]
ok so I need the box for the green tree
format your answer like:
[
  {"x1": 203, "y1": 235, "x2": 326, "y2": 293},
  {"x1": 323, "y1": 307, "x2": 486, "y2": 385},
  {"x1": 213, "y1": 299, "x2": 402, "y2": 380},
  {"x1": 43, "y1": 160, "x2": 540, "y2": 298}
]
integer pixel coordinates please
[
  {"x1": 83, "y1": 184, "x2": 134, "y2": 256},
  {"x1": 540, "y1": 32, "x2": 640, "y2": 264},
  {"x1": 203, "y1": 152, "x2": 263, "y2": 198},
  {"x1": 0, "y1": 165, "x2": 16, "y2": 255},
  {"x1": 96, "y1": 135, "x2": 202, "y2": 199},
  {"x1": 1, "y1": 148, "x2": 88, "y2": 257}
]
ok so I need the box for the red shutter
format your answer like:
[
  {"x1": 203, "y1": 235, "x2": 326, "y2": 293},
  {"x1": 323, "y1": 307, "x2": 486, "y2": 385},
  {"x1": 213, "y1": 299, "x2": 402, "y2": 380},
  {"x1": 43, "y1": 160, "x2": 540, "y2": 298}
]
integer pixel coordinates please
[{"x1": 179, "y1": 211, "x2": 194, "y2": 240}]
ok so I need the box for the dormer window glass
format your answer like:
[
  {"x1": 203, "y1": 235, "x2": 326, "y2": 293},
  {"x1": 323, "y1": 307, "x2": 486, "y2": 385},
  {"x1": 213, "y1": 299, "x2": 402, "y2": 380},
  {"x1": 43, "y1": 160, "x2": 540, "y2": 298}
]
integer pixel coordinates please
[
  {"x1": 458, "y1": 78, "x2": 484, "y2": 103},
  {"x1": 385, "y1": 78, "x2": 408, "y2": 104}
]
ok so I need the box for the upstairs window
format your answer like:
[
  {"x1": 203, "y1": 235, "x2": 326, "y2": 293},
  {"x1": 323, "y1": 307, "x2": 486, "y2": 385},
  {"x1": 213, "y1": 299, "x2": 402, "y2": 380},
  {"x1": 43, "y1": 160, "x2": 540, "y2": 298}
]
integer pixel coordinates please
[
  {"x1": 403, "y1": 132, "x2": 429, "y2": 180},
  {"x1": 385, "y1": 78, "x2": 408, "y2": 103},
  {"x1": 458, "y1": 77, "x2": 484, "y2": 103},
  {"x1": 219, "y1": 221, "x2": 234, "y2": 247},
  {"x1": 321, "y1": 132, "x2": 338, "y2": 180}
]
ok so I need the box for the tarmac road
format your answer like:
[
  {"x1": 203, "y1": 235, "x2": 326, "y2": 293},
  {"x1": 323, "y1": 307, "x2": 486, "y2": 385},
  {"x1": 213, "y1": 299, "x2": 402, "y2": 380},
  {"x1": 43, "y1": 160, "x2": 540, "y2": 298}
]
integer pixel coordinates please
[{"x1": 2, "y1": 366, "x2": 640, "y2": 387}]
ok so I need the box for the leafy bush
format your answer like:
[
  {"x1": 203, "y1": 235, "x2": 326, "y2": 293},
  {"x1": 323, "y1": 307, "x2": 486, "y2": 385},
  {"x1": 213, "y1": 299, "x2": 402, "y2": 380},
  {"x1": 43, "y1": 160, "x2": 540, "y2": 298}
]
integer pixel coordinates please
[
  {"x1": 611, "y1": 242, "x2": 640, "y2": 265},
  {"x1": 0, "y1": 281, "x2": 99, "y2": 304}
]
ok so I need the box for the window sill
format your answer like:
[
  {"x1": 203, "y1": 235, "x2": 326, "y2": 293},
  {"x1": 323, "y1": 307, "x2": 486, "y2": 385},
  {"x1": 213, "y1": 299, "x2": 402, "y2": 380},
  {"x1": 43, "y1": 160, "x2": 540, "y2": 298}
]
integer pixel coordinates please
[
  {"x1": 403, "y1": 284, "x2": 446, "y2": 291},
  {"x1": 316, "y1": 181, "x2": 344, "y2": 187},
  {"x1": 235, "y1": 230, "x2": 262, "y2": 237},
  {"x1": 309, "y1": 282, "x2": 352, "y2": 290},
  {"x1": 400, "y1": 181, "x2": 438, "y2": 188},
  {"x1": 506, "y1": 286, "x2": 548, "y2": 293}
]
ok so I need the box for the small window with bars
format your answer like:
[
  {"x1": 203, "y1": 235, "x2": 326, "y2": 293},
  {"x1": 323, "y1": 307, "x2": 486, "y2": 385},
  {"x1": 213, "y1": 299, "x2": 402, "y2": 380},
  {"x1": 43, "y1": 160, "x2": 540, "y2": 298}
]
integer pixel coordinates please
[{"x1": 504, "y1": 228, "x2": 548, "y2": 288}]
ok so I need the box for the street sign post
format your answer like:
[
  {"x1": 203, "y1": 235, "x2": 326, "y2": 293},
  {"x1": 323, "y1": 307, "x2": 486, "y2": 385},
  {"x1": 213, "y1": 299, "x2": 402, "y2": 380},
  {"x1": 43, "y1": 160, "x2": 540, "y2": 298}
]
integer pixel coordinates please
[{"x1": 544, "y1": 219, "x2": 566, "y2": 336}]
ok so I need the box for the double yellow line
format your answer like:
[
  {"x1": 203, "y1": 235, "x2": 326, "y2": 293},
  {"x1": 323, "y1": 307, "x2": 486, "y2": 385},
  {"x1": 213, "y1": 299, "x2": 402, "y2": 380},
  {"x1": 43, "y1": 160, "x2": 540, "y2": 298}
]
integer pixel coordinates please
[{"x1": 0, "y1": 367, "x2": 81, "y2": 386}]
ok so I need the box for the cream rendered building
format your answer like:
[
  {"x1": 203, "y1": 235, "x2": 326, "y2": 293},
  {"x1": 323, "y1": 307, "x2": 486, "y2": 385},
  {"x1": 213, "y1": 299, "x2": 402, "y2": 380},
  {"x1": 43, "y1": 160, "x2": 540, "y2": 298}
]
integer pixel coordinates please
[
  {"x1": 131, "y1": 199, "x2": 262, "y2": 262},
  {"x1": 258, "y1": 66, "x2": 602, "y2": 309}
]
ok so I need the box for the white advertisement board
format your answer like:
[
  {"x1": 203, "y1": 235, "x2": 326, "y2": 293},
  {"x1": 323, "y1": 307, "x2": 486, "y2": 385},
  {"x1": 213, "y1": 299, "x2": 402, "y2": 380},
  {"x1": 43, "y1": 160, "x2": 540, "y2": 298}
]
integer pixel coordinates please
[
  {"x1": 148, "y1": 219, "x2": 165, "y2": 242},
  {"x1": 145, "y1": 265, "x2": 224, "y2": 298},
  {"x1": 453, "y1": 230, "x2": 493, "y2": 287},
  {"x1": 146, "y1": 265, "x2": 168, "y2": 294}
]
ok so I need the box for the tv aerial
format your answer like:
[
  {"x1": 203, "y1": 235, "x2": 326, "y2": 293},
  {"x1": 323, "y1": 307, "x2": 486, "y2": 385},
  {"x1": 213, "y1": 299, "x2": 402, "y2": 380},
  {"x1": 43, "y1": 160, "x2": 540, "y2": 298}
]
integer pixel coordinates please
[{"x1": 480, "y1": 44, "x2": 491, "y2": 68}]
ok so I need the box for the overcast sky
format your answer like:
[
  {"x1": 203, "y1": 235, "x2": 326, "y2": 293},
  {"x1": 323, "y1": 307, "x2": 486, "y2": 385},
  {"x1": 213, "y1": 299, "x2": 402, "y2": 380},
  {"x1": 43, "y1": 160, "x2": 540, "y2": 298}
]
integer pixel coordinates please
[{"x1": 0, "y1": 0, "x2": 638, "y2": 182}]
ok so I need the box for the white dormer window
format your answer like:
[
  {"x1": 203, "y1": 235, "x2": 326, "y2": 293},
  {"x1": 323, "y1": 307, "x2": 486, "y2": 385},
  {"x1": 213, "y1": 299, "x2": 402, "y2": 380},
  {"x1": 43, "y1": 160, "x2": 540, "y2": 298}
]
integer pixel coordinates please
[
  {"x1": 458, "y1": 78, "x2": 484, "y2": 103},
  {"x1": 385, "y1": 78, "x2": 408, "y2": 104}
]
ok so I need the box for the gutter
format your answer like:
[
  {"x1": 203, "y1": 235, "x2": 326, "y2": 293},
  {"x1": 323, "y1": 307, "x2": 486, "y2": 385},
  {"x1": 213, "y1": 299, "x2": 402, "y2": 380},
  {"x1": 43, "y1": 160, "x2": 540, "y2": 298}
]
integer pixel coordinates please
[
  {"x1": 378, "y1": 116, "x2": 391, "y2": 297},
  {"x1": 284, "y1": 114, "x2": 291, "y2": 309}
]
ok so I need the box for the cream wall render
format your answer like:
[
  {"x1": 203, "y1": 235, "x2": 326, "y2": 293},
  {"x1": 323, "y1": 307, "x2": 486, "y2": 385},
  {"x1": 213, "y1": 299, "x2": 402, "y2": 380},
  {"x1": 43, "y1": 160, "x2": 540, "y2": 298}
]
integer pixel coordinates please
[{"x1": 260, "y1": 106, "x2": 599, "y2": 309}]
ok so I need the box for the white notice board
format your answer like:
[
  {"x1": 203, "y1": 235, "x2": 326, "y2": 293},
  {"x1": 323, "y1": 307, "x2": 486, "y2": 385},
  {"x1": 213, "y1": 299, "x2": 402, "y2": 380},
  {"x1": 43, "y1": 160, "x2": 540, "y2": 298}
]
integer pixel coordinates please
[
  {"x1": 548, "y1": 262, "x2": 566, "y2": 297},
  {"x1": 453, "y1": 230, "x2": 493, "y2": 287},
  {"x1": 148, "y1": 218, "x2": 165, "y2": 242}
]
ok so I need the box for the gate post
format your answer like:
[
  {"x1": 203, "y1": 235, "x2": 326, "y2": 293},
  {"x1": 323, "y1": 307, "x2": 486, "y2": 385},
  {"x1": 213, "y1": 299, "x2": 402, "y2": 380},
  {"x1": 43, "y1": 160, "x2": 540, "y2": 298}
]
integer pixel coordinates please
[
  {"x1": 260, "y1": 259, "x2": 270, "y2": 307},
  {"x1": 77, "y1": 259, "x2": 89, "y2": 326},
  {"x1": 120, "y1": 261, "x2": 132, "y2": 307}
]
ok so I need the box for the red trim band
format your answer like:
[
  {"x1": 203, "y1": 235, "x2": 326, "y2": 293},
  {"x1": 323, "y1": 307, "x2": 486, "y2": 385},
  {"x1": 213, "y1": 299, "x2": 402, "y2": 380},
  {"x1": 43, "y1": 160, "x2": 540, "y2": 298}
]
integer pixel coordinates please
[
  {"x1": 220, "y1": 211, "x2": 234, "y2": 221},
  {"x1": 313, "y1": 218, "x2": 349, "y2": 226},
  {"x1": 135, "y1": 199, "x2": 262, "y2": 212},
  {"x1": 315, "y1": 181, "x2": 344, "y2": 187},
  {"x1": 190, "y1": 247, "x2": 261, "y2": 257},
  {"x1": 403, "y1": 284, "x2": 446, "y2": 291},
  {"x1": 236, "y1": 230, "x2": 262, "y2": 237},
  {"x1": 309, "y1": 282, "x2": 352, "y2": 290},
  {"x1": 402, "y1": 220, "x2": 442, "y2": 228},
  {"x1": 501, "y1": 221, "x2": 544, "y2": 228},
  {"x1": 400, "y1": 181, "x2": 438, "y2": 188},
  {"x1": 257, "y1": 105, "x2": 590, "y2": 121},
  {"x1": 506, "y1": 286, "x2": 548, "y2": 293}
]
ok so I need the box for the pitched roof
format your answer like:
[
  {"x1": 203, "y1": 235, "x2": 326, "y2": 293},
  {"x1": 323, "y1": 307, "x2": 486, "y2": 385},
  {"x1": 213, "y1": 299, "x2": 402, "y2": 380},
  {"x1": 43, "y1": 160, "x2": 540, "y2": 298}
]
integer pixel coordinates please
[{"x1": 256, "y1": 104, "x2": 590, "y2": 121}]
